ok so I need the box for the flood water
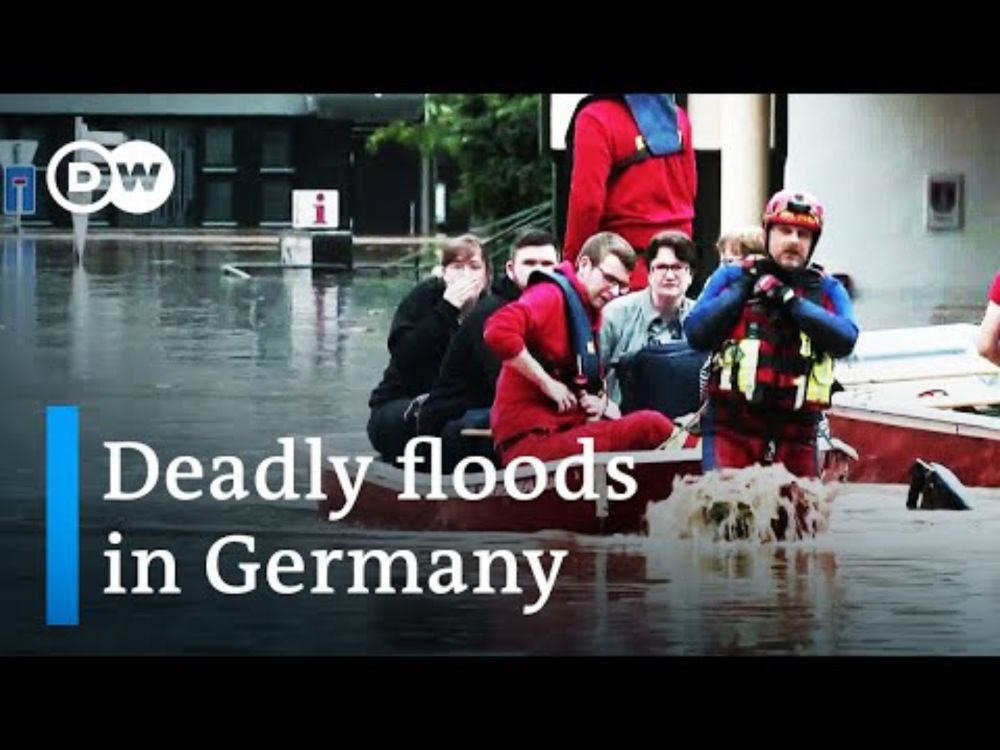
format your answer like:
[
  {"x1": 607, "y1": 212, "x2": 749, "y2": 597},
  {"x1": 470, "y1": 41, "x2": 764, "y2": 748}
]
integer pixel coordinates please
[{"x1": 2, "y1": 237, "x2": 998, "y2": 655}]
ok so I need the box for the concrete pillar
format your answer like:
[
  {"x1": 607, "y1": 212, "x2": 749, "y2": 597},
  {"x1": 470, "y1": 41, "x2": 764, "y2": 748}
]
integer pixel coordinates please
[{"x1": 720, "y1": 94, "x2": 770, "y2": 233}]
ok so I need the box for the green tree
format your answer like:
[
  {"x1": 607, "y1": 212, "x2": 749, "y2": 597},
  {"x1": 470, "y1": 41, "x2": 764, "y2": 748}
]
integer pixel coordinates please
[{"x1": 367, "y1": 94, "x2": 551, "y2": 225}]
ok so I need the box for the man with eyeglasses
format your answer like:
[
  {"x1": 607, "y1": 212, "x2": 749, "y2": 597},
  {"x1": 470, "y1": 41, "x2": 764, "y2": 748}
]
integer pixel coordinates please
[
  {"x1": 484, "y1": 231, "x2": 675, "y2": 465},
  {"x1": 685, "y1": 190, "x2": 858, "y2": 479},
  {"x1": 600, "y1": 231, "x2": 698, "y2": 404}
]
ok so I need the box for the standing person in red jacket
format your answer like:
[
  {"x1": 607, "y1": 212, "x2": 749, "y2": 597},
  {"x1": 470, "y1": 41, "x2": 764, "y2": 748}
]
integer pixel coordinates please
[
  {"x1": 483, "y1": 231, "x2": 675, "y2": 465},
  {"x1": 563, "y1": 94, "x2": 697, "y2": 291}
]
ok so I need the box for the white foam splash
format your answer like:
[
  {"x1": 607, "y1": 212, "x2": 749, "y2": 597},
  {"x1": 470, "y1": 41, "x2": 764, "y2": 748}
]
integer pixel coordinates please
[{"x1": 646, "y1": 464, "x2": 837, "y2": 543}]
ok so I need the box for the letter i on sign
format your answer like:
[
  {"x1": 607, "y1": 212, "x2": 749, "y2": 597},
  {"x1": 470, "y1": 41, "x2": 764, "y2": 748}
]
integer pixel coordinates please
[{"x1": 314, "y1": 193, "x2": 326, "y2": 225}]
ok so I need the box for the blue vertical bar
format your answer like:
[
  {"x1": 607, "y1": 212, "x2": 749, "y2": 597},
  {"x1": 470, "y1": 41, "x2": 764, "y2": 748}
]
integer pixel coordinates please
[{"x1": 46, "y1": 405, "x2": 79, "y2": 626}]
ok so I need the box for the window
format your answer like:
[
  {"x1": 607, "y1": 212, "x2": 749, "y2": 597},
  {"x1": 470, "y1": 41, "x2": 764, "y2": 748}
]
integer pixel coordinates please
[
  {"x1": 261, "y1": 178, "x2": 292, "y2": 224},
  {"x1": 202, "y1": 179, "x2": 234, "y2": 223},
  {"x1": 262, "y1": 130, "x2": 291, "y2": 167},
  {"x1": 204, "y1": 127, "x2": 233, "y2": 166}
]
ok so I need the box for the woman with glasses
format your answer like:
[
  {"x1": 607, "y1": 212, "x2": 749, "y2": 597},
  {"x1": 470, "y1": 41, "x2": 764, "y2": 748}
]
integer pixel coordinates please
[{"x1": 599, "y1": 231, "x2": 699, "y2": 406}]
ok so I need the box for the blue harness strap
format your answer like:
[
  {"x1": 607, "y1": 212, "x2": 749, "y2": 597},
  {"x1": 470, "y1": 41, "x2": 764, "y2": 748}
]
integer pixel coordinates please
[
  {"x1": 564, "y1": 94, "x2": 682, "y2": 184},
  {"x1": 528, "y1": 269, "x2": 603, "y2": 395},
  {"x1": 623, "y1": 94, "x2": 682, "y2": 156}
]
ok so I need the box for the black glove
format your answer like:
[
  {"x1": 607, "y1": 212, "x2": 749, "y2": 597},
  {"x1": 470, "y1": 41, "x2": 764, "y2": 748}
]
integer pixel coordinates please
[
  {"x1": 753, "y1": 274, "x2": 795, "y2": 305},
  {"x1": 741, "y1": 255, "x2": 771, "y2": 277}
]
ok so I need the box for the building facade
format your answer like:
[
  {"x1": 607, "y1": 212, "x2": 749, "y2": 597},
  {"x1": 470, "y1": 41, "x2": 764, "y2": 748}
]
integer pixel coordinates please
[{"x1": 0, "y1": 94, "x2": 424, "y2": 234}]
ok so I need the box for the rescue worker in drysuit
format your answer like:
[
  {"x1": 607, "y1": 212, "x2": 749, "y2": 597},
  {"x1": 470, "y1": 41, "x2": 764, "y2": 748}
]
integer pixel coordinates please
[{"x1": 684, "y1": 189, "x2": 859, "y2": 478}]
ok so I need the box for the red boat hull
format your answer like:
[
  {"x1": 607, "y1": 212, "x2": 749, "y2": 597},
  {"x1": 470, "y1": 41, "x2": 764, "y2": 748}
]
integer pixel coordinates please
[
  {"x1": 828, "y1": 404, "x2": 1000, "y2": 486},
  {"x1": 318, "y1": 450, "x2": 703, "y2": 535}
]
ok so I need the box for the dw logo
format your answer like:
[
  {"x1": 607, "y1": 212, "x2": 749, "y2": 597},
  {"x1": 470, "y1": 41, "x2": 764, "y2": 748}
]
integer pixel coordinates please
[{"x1": 46, "y1": 140, "x2": 175, "y2": 215}]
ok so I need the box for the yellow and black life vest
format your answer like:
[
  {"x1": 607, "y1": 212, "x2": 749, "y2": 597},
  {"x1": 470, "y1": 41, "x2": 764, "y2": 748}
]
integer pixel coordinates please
[{"x1": 709, "y1": 271, "x2": 836, "y2": 412}]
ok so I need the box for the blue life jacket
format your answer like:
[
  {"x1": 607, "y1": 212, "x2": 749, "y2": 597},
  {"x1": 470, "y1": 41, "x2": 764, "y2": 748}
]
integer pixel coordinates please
[
  {"x1": 528, "y1": 269, "x2": 603, "y2": 395},
  {"x1": 565, "y1": 94, "x2": 682, "y2": 183}
]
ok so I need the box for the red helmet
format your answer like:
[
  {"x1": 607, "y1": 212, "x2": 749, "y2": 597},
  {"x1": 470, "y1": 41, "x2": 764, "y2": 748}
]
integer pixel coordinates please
[{"x1": 763, "y1": 190, "x2": 824, "y2": 249}]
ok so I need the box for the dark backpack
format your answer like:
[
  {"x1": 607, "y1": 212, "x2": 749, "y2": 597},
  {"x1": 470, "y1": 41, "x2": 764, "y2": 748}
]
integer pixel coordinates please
[{"x1": 617, "y1": 340, "x2": 709, "y2": 418}]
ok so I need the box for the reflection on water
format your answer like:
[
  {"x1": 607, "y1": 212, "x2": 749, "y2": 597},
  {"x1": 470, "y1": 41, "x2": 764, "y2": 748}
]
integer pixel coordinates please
[{"x1": 2, "y1": 239, "x2": 999, "y2": 655}]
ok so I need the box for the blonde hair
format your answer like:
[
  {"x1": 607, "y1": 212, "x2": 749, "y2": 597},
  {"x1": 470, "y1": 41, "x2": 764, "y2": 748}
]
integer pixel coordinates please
[{"x1": 716, "y1": 226, "x2": 764, "y2": 260}]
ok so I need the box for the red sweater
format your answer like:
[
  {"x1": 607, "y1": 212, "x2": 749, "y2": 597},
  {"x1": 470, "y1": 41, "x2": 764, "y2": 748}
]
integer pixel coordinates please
[
  {"x1": 563, "y1": 98, "x2": 697, "y2": 290},
  {"x1": 483, "y1": 262, "x2": 601, "y2": 447},
  {"x1": 989, "y1": 269, "x2": 1000, "y2": 304}
]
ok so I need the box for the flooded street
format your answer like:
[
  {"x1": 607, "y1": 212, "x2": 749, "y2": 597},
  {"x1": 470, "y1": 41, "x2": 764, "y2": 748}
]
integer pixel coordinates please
[{"x1": 3, "y1": 237, "x2": 999, "y2": 655}]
